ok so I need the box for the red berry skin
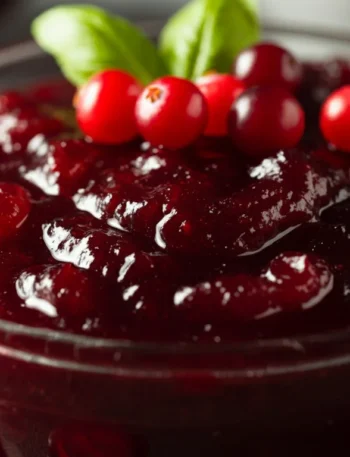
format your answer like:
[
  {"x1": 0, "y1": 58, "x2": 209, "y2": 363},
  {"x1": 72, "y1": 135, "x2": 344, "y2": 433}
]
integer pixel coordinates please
[
  {"x1": 229, "y1": 86, "x2": 305, "y2": 157},
  {"x1": 233, "y1": 43, "x2": 303, "y2": 92},
  {"x1": 196, "y1": 73, "x2": 245, "y2": 136},
  {"x1": 320, "y1": 85, "x2": 350, "y2": 152},
  {"x1": 76, "y1": 70, "x2": 143, "y2": 145},
  {"x1": 0, "y1": 183, "x2": 31, "y2": 239},
  {"x1": 135, "y1": 76, "x2": 208, "y2": 149}
]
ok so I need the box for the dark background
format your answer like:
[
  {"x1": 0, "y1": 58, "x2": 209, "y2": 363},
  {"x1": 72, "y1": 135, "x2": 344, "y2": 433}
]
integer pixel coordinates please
[{"x1": 0, "y1": 0, "x2": 187, "y2": 46}]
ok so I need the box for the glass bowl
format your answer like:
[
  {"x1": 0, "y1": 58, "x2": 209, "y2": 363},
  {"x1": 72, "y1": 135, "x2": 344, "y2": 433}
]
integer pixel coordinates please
[{"x1": 1, "y1": 25, "x2": 350, "y2": 457}]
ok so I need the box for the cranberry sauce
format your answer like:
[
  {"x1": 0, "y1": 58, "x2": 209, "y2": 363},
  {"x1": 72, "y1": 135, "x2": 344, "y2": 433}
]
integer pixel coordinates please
[{"x1": 0, "y1": 63, "x2": 350, "y2": 343}]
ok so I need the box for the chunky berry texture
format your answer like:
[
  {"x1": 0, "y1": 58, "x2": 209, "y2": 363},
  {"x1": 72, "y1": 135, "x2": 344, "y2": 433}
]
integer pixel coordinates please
[
  {"x1": 320, "y1": 86, "x2": 350, "y2": 152},
  {"x1": 42, "y1": 214, "x2": 177, "y2": 284},
  {"x1": 0, "y1": 68, "x2": 350, "y2": 342},
  {"x1": 174, "y1": 253, "x2": 333, "y2": 321},
  {"x1": 23, "y1": 139, "x2": 100, "y2": 197},
  {"x1": 229, "y1": 87, "x2": 305, "y2": 157},
  {"x1": 0, "y1": 110, "x2": 66, "y2": 155},
  {"x1": 196, "y1": 73, "x2": 245, "y2": 136},
  {"x1": 233, "y1": 42, "x2": 303, "y2": 92},
  {"x1": 135, "y1": 76, "x2": 208, "y2": 149},
  {"x1": 76, "y1": 70, "x2": 143, "y2": 145},
  {"x1": 16, "y1": 264, "x2": 101, "y2": 318}
]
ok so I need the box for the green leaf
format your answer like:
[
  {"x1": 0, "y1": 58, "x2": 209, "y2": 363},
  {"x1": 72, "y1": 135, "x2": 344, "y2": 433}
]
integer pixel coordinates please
[
  {"x1": 160, "y1": 0, "x2": 260, "y2": 80},
  {"x1": 32, "y1": 5, "x2": 168, "y2": 86}
]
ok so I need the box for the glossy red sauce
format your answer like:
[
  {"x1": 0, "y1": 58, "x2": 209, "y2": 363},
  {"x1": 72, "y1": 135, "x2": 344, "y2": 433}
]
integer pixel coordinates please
[{"x1": 0, "y1": 62, "x2": 350, "y2": 343}]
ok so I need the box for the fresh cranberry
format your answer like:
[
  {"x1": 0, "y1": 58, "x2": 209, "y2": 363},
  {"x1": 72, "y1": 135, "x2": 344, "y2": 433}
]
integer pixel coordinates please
[
  {"x1": 76, "y1": 70, "x2": 143, "y2": 145},
  {"x1": 233, "y1": 42, "x2": 303, "y2": 92},
  {"x1": 196, "y1": 73, "x2": 245, "y2": 136},
  {"x1": 49, "y1": 425, "x2": 132, "y2": 457},
  {"x1": 135, "y1": 76, "x2": 208, "y2": 149},
  {"x1": 0, "y1": 183, "x2": 31, "y2": 239},
  {"x1": 320, "y1": 86, "x2": 350, "y2": 152},
  {"x1": 298, "y1": 60, "x2": 350, "y2": 137},
  {"x1": 229, "y1": 86, "x2": 305, "y2": 156}
]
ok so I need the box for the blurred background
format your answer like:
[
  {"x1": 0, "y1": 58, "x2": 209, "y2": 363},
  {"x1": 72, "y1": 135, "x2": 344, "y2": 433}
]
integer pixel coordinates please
[{"x1": 1, "y1": 0, "x2": 350, "y2": 46}]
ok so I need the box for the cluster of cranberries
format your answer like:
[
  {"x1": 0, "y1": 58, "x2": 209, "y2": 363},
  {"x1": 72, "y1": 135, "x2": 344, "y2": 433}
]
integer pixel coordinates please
[
  {"x1": 74, "y1": 42, "x2": 350, "y2": 156},
  {"x1": 75, "y1": 42, "x2": 350, "y2": 156},
  {"x1": 74, "y1": 43, "x2": 309, "y2": 155}
]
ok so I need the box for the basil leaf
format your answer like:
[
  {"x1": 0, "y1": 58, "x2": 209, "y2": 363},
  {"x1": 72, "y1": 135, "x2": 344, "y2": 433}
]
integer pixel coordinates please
[
  {"x1": 32, "y1": 5, "x2": 168, "y2": 86},
  {"x1": 160, "y1": 0, "x2": 260, "y2": 80}
]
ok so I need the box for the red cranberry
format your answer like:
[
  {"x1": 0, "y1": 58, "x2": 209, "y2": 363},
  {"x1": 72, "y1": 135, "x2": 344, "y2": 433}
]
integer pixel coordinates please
[
  {"x1": 0, "y1": 183, "x2": 31, "y2": 239},
  {"x1": 76, "y1": 70, "x2": 143, "y2": 145},
  {"x1": 49, "y1": 425, "x2": 132, "y2": 457},
  {"x1": 229, "y1": 86, "x2": 305, "y2": 156},
  {"x1": 233, "y1": 42, "x2": 303, "y2": 92},
  {"x1": 320, "y1": 86, "x2": 350, "y2": 152},
  {"x1": 196, "y1": 73, "x2": 245, "y2": 136},
  {"x1": 135, "y1": 76, "x2": 208, "y2": 149}
]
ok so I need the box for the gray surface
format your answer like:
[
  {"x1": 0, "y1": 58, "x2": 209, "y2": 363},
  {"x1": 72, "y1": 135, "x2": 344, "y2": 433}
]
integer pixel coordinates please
[
  {"x1": 1, "y1": 0, "x2": 350, "y2": 47},
  {"x1": 0, "y1": 0, "x2": 187, "y2": 45}
]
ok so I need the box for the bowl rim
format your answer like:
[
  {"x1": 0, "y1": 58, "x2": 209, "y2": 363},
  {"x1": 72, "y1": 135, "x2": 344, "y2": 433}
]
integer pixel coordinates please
[{"x1": 1, "y1": 33, "x2": 350, "y2": 377}]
